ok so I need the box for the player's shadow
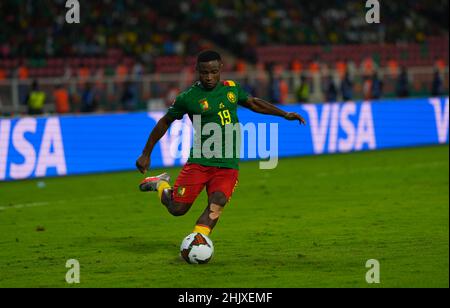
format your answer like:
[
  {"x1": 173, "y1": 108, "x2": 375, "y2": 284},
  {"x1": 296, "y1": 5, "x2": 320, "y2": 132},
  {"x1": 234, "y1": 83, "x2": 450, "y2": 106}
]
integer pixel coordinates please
[
  {"x1": 118, "y1": 240, "x2": 175, "y2": 255},
  {"x1": 111, "y1": 237, "x2": 188, "y2": 265}
]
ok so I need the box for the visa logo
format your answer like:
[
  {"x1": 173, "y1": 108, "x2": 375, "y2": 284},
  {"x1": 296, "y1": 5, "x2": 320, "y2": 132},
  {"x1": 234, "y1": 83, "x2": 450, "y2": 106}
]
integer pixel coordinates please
[
  {"x1": 303, "y1": 102, "x2": 377, "y2": 154},
  {"x1": 429, "y1": 97, "x2": 449, "y2": 144},
  {"x1": 0, "y1": 117, "x2": 67, "y2": 181}
]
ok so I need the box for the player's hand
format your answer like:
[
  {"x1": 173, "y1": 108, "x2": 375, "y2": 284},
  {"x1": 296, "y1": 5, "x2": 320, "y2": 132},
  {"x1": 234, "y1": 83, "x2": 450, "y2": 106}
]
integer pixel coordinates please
[
  {"x1": 136, "y1": 154, "x2": 151, "y2": 174},
  {"x1": 284, "y1": 112, "x2": 307, "y2": 125}
]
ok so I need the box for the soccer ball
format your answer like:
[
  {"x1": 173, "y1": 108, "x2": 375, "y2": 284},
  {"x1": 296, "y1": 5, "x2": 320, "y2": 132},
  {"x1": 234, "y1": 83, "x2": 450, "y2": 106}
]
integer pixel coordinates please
[{"x1": 180, "y1": 233, "x2": 214, "y2": 264}]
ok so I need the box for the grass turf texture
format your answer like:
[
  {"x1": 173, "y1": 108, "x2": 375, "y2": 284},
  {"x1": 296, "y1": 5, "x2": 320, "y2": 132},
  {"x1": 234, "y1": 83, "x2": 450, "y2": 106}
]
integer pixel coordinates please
[{"x1": 0, "y1": 145, "x2": 448, "y2": 288}]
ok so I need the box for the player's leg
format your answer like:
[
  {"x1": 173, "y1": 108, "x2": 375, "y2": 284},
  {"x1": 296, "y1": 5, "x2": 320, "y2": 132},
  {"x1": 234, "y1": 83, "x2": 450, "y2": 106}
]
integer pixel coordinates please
[
  {"x1": 193, "y1": 168, "x2": 238, "y2": 236},
  {"x1": 194, "y1": 191, "x2": 229, "y2": 236},
  {"x1": 160, "y1": 186, "x2": 193, "y2": 217},
  {"x1": 139, "y1": 173, "x2": 193, "y2": 216},
  {"x1": 139, "y1": 164, "x2": 208, "y2": 217}
]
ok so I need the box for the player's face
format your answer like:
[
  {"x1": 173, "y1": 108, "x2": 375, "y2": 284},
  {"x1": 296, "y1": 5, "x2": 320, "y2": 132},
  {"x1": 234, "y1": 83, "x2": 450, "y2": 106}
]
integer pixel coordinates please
[{"x1": 197, "y1": 60, "x2": 222, "y2": 89}]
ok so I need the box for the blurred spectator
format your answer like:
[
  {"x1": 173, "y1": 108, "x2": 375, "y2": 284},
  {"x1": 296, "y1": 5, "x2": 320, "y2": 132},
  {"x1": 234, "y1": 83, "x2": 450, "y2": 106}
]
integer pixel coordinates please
[
  {"x1": 25, "y1": 80, "x2": 46, "y2": 115},
  {"x1": 336, "y1": 60, "x2": 347, "y2": 79},
  {"x1": 78, "y1": 64, "x2": 91, "y2": 85},
  {"x1": 431, "y1": 70, "x2": 444, "y2": 96},
  {"x1": 279, "y1": 79, "x2": 289, "y2": 104},
  {"x1": 363, "y1": 76, "x2": 373, "y2": 100},
  {"x1": 309, "y1": 60, "x2": 321, "y2": 75},
  {"x1": 242, "y1": 77, "x2": 257, "y2": 98},
  {"x1": 267, "y1": 64, "x2": 276, "y2": 103},
  {"x1": 396, "y1": 68, "x2": 410, "y2": 98},
  {"x1": 253, "y1": 62, "x2": 269, "y2": 100},
  {"x1": 346, "y1": 59, "x2": 357, "y2": 80},
  {"x1": 80, "y1": 83, "x2": 98, "y2": 113},
  {"x1": 388, "y1": 59, "x2": 400, "y2": 78},
  {"x1": 325, "y1": 76, "x2": 338, "y2": 102},
  {"x1": 116, "y1": 62, "x2": 129, "y2": 82},
  {"x1": 17, "y1": 63, "x2": 29, "y2": 80},
  {"x1": 296, "y1": 74, "x2": 310, "y2": 103},
  {"x1": 341, "y1": 72, "x2": 354, "y2": 102},
  {"x1": 434, "y1": 57, "x2": 446, "y2": 73},
  {"x1": 0, "y1": 68, "x2": 6, "y2": 80},
  {"x1": 371, "y1": 73, "x2": 383, "y2": 100},
  {"x1": 16, "y1": 61, "x2": 30, "y2": 105},
  {"x1": 235, "y1": 59, "x2": 247, "y2": 74},
  {"x1": 132, "y1": 61, "x2": 145, "y2": 78},
  {"x1": 291, "y1": 60, "x2": 302, "y2": 74},
  {"x1": 53, "y1": 85, "x2": 70, "y2": 114},
  {"x1": 268, "y1": 63, "x2": 289, "y2": 104},
  {"x1": 94, "y1": 67, "x2": 106, "y2": 90},
  {"x1": 361, "y1": 56, "x2": 376, "y2": 77},
  {"x1": 121, "y1": 81, "x2": 139, "y2": 111},
  {"x1": 270, "y1": 77, "x2": 281, "y2": 104}
]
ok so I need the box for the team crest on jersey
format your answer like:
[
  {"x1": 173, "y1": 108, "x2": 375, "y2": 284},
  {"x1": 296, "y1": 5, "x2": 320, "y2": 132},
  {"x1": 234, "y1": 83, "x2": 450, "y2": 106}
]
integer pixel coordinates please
[
  {"x1": 177, "y1": 186, "x2": 186, "y2": 197},
  {"x1": 199, "y1": 99, "x2": 209, "y2": 111},
  {"x1": 227, "y1": 92, "x2": 237, "y2": 103}
]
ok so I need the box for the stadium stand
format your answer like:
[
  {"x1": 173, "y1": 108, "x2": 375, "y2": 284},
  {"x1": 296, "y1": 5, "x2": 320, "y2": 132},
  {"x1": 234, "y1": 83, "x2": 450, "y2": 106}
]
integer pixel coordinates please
[{"x1": 0, "y1": 0, "x2": 448, "y2": 114}]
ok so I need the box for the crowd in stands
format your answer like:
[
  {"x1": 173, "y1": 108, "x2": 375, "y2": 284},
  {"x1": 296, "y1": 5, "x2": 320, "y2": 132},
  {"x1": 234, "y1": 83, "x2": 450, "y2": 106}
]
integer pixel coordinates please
[
  {"x1": 17, "y1": 63, "x2": 447, "y2": 116},
  {"x1": 0, "y1": 0, "x2": 207, "y2": 61},
  {"x1": 0, "y1": 0, "x2": 448, "y2": 115},
  {"x1": 270, "y1": 63, "x2": 447, "y2": 105},
  {"x1": 1, "y1": 0, "x2": 448, "y2": 63},
  {"x1": 169, "y1": 0, "x2": 449, "y2": 61}
]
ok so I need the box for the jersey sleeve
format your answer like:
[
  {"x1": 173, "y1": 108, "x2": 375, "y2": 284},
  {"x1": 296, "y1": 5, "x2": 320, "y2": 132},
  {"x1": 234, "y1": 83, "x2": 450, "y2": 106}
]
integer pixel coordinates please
[
  {"x1": 167, "y1": 94, "x2": 187, "y2": 120},
  {"x1": 236, "y1": 82, "x2": 250, "y2": 105}
]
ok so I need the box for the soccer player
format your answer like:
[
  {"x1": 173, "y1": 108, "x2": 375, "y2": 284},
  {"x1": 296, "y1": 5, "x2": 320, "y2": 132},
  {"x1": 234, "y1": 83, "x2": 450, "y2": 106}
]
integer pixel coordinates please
[{"x1": 136, "y1": 50, "x2": 306, "y2": 237}]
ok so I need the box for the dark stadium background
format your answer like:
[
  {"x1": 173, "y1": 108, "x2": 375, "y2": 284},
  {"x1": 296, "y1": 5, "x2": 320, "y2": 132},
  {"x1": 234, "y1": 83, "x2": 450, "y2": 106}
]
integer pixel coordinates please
[{"x1": 0, "y1": 0, "x2": 448, "y2": 114}]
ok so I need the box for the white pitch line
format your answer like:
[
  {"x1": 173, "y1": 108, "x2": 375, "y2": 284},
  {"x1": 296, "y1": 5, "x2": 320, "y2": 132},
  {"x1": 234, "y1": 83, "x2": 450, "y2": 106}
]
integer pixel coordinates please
[
  {"x1": 0, "y1": 193, "x2": 137, "y2": 212},
  {"x1": 0, "y1": 202, "x2": 49, "y2": 211}
]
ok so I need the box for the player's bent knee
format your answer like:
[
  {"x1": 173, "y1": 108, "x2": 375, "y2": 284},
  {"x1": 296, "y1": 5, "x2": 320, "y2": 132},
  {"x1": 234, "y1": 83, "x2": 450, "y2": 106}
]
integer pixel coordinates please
[
  {"x1": 170, "y1": 202, "x2": 192, "y2": 217},
  {"x1": 208, "y1": 192, "x2": 228, "y2": 207},
  {"x1": 161, "y1": 188, "x2": 173, "y2": 206}
]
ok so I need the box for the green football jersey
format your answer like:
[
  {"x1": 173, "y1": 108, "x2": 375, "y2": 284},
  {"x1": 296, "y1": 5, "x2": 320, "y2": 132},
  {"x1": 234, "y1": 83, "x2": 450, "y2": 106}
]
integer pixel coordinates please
[{"x1": 167, "y1": 80, "x2": 249, "y2": 170}]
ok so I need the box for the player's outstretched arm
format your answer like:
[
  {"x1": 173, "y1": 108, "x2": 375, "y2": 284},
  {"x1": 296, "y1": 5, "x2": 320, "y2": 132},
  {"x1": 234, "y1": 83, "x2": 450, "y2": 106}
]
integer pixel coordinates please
[
  {"x1": 240, "y1": 97, "x2": 307, "y2": 125},
  {"x1": 136, "y1": 114, "x2": 175, "y2": 174}
]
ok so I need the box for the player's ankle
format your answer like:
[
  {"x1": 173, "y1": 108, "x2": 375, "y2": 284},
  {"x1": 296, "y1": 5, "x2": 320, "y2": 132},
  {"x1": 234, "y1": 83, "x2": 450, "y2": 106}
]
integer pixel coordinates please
[
  {"x1": 193, "y1": 225, "x2": 212, "y2": 236},
  {"x1": 157, "y1": 181, "x2": 172, "y2": 199}
]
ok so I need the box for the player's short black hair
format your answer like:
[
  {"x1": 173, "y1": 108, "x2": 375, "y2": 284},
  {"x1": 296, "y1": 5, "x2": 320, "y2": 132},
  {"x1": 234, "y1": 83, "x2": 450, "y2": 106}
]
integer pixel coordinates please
[{"x1": 197, "y1": 50, "x2": 222, "y2": 64}]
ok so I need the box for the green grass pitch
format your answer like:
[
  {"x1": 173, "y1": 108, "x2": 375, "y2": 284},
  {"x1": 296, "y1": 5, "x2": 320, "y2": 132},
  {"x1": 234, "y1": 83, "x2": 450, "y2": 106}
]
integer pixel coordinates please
[{"x1": 0, "y1": 145, "x2": 448, "y2": 288}]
